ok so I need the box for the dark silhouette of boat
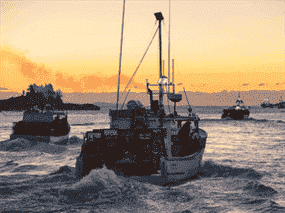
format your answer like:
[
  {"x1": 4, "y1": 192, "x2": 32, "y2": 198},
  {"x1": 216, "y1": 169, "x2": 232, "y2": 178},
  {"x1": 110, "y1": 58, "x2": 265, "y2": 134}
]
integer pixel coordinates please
[
  {"x1": 261, "y1": 98, "x2": 273, "y2": 108},
  {"x1": 10, "y1": 105, "x2": 70, "y2": 144},
  {"x1": 222, "y1": 93, "x2": 250, "y2": 120},
  {"x1": 275, "y1": 96, "x2": 285, "y2": 109},
  {"x1": 75, "y1": 10, "x2": 207, "y2": 184}
]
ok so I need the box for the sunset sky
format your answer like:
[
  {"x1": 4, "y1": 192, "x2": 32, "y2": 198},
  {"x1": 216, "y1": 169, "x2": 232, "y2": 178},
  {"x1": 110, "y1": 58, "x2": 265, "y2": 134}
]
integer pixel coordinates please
[{"x1": 1, "y1": 0, "x2": 284, "y2": 94}]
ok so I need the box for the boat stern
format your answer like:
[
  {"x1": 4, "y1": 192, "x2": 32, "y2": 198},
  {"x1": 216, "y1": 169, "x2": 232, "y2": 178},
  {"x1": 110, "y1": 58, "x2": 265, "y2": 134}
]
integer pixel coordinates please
[{"x1": 160, "y1": 147, "x2": 205, "y2": 182}]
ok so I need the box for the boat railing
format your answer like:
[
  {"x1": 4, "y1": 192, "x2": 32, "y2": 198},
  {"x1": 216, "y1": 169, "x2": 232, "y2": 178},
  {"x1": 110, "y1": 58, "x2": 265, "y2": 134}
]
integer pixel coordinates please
[{"x1": 147, "y1": 82, "x2": 177, "y2": 95}]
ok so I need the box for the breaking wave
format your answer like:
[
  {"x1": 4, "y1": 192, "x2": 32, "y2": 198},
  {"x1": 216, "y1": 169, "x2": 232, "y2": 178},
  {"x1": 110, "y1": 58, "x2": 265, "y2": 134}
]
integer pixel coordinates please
[
  {"x1": 0, "y1": 136, "x2": 83, "y2": 152},
  {"x1": 199, "y1": 160, "x2": 263, "y2": 179}
]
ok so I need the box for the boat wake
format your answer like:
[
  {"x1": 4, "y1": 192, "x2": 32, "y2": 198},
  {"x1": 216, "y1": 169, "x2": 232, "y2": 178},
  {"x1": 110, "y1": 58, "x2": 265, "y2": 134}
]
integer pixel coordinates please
[
  {"x1": 199, "y1": 160, "x2": 263, "y2": 179},
  {"x1": 0, "y1": 162, "x2": 283, "y2": 212},
  {"x1": 71, "y1": 123, "x2": 96, "y2": 126},
  {"x1": 71, "y1": 122, "x2": 110, "y2": 126},
  {"x1": 201, "y1": 118, "x2": 285, "y2": 123},
  {"x1": 0, "y1": 166, "x2": 150, "y2": 212},
  {"x1": 201, "y1": 118, "x2": 256, "y2": 122},
  {"x1": 243, "y1": 180, "x2": 278, "y2": 197},
  {"x1": 0, "y1": 136, "x2": 83, "y2": 152}
]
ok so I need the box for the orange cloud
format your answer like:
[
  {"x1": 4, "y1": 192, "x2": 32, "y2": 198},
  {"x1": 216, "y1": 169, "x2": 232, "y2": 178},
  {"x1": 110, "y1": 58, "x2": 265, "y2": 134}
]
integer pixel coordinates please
[{"x1": 0, "y1": 45, "x2": 146, "y2": 93}]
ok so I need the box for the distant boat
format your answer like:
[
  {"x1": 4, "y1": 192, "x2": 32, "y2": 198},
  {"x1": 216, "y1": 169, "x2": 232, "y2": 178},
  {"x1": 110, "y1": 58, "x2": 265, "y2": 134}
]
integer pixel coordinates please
[
  {"x1": 10, "y1": 105, "x2": 70, "y2": 144},
  {"x1": 261, "y1": 98, "x2": 273, "y2": 108},
  {"x1": 222, "y1": 93, "x2": 250, "y2": 120},
  {"x1": 276, "y1": 96, "x2": 285, "y2": 109}
]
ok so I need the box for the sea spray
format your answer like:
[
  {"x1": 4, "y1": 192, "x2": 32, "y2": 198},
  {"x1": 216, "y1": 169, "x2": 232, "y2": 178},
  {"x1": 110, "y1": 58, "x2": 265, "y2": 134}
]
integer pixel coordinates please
[{"x1": 58, "y1": 166, "x2": 139, "y2": 205}]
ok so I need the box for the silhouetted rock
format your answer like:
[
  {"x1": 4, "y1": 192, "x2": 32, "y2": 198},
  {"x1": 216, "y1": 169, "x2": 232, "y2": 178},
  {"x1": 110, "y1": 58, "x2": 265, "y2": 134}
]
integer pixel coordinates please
[{"x1": 0, "y1": 83, "x2": 100, "y2": 111}]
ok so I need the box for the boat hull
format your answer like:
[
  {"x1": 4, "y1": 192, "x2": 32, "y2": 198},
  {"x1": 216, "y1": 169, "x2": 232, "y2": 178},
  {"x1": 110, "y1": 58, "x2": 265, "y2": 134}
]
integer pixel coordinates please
[
  {"x1": 222, "y1": 109, "x2": 250, "y2": 120},
  {"x1": 76, "y1": 128, "x2": 207, "y2": 183},
  {"x1": 10, "y1": 134, "x2": 69, "y2": 144},
  {"x1": 161, "y1": 147, "x2": 204, "y2": 182},
  {"x1": 75, "y1": 147, "x2": 205, "y2": 183}
]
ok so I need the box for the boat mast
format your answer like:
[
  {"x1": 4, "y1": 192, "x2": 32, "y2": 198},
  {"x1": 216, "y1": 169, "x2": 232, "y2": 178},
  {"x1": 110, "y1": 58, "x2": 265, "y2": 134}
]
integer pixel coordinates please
[
  {"x1": 116, "y1": 0, "x2": 126, "y2": 112},
  {"x1": 163, "y1": 60, "x2": 165, "y2": 76},
  {"x1": 168, "y1": 0, "x2": 171, "y2": 93},
  {"x1": 172, "y1": 59, "x2": 174, "y2": 92},
  {"x1": 173, "y1": 59, "x2": 177, "y2": 113},
  {"x1": 154, "y1": 12, "x2": 164, "y2": 109}
]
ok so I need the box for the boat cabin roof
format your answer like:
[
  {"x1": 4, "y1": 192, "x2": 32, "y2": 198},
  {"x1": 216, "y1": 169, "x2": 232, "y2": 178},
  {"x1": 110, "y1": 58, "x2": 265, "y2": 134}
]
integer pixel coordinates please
[{"x1": 23, "y1": 110, "x2": 67, "y2": 122}]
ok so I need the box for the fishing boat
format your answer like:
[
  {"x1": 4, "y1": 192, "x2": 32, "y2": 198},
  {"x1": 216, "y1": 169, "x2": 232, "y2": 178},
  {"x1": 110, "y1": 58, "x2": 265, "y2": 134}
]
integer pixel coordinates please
[
  {"x1": 261, "y1": 98, "x2": 273, "y2": 108},
  {"x1": 75, "y1": 8, "x2": 207, "y2": 184},
  {"x1": 10, "y1": 105, "x2": 70, "y2": 144},
  {"x1": 221, "y1": 93, "x2": 250, "y2": 120},
  {"x1": 276, "y1": 96, "x2": 285, "y2": 109}
]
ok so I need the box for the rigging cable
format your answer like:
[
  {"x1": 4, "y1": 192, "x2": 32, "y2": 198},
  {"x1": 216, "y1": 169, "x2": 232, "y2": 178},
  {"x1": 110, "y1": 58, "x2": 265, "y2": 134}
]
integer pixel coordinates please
[
  {"x1": 120, "y1": 20, "x2": 157, "y2": 105},
  {"x1": 183, "y1": 87, "x2": 191, "y2": 109},
  {"x1": 121, "y1": 89, "x2": 131, "y2": 110},
  {"x1": 123, "y1": 26, "x2": 159, "y2": 93},
  {"x1": 121, "y1": 20, "x2": 157, "y2": 96}
]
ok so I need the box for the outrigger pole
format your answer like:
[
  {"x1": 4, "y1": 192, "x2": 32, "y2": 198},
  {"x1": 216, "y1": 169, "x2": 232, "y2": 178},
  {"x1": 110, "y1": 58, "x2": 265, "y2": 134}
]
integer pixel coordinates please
[{"x1": 116, "y1": 0, "x2": 126, "y2": 112}]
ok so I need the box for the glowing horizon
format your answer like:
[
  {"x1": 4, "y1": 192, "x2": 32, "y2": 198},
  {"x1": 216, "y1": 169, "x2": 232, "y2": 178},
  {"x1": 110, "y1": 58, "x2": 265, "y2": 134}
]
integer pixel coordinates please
[{"x1": 1, "y1": 0, "x2": 284, "y2": 94}]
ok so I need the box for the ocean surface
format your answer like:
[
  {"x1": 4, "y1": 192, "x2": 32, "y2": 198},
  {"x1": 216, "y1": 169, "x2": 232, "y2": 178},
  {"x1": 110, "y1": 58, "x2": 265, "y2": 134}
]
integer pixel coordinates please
[{"x1": 0, "y1": 107, "x2": 285, "y2": 212}]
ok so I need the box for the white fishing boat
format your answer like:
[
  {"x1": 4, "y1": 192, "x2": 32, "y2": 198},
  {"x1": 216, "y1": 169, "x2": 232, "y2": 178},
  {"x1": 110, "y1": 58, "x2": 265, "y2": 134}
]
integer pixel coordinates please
[
  {"x1": 222, "y1": 93, "x2": 250, "y2": 120},
  {"x1": 75, "y1": 2, "x2": 207, "y2": 184},
  {"x1": 10, "y1": 106, "x2": 70, "y2": 145}
]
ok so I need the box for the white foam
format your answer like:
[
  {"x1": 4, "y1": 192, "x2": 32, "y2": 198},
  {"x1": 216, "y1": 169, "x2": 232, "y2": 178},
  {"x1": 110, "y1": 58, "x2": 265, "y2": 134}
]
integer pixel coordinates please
[{"x1": 59, "y1": 166, "x2": 124, "y2": 203}]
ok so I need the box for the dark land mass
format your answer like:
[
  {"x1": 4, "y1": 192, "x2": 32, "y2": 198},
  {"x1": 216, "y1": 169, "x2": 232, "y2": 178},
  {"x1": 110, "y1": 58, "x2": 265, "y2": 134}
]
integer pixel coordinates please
[
  {"x1": 0, "y1": 83, "x2": 100, "y2": 111},
  {"x1": 0, "y1": 96, "x2": 100, "y2": 111}
]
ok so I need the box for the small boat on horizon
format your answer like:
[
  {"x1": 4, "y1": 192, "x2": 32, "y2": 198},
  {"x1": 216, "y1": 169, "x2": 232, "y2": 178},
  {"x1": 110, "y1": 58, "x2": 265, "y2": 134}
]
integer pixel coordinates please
[
  {"x1": 10, "y1": 105, "x2": 70, "y2": 144},
  {"x1": 222, "y1": 93, "x2": 250, "y2": 120},
  {"x1": 261, "y1": 98, "x2": 273, "y2": 108},
  {"x1": 276, "y1": 96, "x2": 285, "y2": 109},
  {"x1": 75, "y1": 8, "x2": 207, "y2": 184}
]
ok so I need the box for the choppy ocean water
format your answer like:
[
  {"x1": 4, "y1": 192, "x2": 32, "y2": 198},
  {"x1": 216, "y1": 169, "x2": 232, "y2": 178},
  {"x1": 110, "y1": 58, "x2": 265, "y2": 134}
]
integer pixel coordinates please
[{"x1": 0, "y1": 107, "x2": 284, "y2": 212}]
